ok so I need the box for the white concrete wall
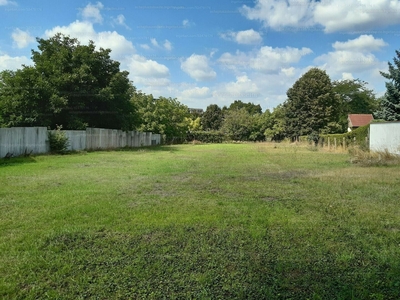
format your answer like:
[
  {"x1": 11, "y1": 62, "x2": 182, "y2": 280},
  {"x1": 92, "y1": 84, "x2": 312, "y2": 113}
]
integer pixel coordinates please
[
  {"x1": 0, "y1": 127, "x2": 48, "y2": 157},
  {"x1": 0, "y1": 127, "x2": 161, "y2": 157},
  {"x1": 370, "y1": 122, "x2": 400, "y2": 154},
  {"x1": 64, "y1": 130, "x2": 86, "y2": 151},
  {"x1": 84, "y1": 128, "x2": 161, "y2": 150}
]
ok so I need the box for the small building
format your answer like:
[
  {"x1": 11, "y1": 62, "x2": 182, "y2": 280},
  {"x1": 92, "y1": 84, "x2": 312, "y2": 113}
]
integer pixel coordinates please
[
  {"x1": 370, "y1": 122, "x2": 400, "y2": 154},
  {"x1": 189, "y1": 108, "x2": 204, "y2": 115},
  {"x1": 348, "y1": 114, "x2": 374, "y2": 132}
]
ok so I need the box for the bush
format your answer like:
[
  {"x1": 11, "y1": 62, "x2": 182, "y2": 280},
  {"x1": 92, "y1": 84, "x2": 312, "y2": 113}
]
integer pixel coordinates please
[
  {"x1": 186, "y1": 131, "x2": 226, "y2": 143},
  {"x1": 48, "y1": 125, "x2": 69, "y2": 153},
  {"x1": 319, "y1": 124, "x2": 370, "y2": 148}
]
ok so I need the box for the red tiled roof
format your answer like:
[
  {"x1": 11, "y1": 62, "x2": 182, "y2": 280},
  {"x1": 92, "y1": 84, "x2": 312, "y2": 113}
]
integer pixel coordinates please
[{"x1": 348, "y1": 114, "x2": 374, "y2": 127}]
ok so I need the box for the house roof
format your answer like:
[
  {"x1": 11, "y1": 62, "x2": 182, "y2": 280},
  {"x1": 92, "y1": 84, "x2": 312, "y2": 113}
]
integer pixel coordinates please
[{"x1": 348, "y1": 114, "x2": 374, "y2": 127}]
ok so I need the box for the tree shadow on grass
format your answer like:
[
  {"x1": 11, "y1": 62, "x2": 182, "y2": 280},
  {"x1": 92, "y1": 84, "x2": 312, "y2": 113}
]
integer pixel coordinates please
[{"x1": 0, "y1": 156, "x2": 37, "y2": 167}]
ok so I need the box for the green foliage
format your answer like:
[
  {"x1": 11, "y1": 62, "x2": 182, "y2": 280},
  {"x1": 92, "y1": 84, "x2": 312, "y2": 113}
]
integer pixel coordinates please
[
  {"x1": 263, "y1": 105, "x2": 286, "y2": 141},
  {"x1": 201, "y1": 104, "x2": 223, "y2": 131},
  {"x1": 221, "y1": 108, "x2": 261, "y2": 141},
  {"x1": 186, "y1": 130, "x2": 226, "y2": 143},
  {"x1": 283, "y1": 68, "x2": 341, "y2": 139},
  {"x1": 333, "y1": 79, "x2": 378, "y2": 131},
  {"x1": 0, "y1": 33, "x2": 138, "y2": 130},
  {"x1": 185, "y1": 116, "x2": 202, "y2": 132},
  {"x1": 375, "y1": 49, "x2": 400, "y2": 121},
  {"x1": 134, "y1": 93, "x2": 189, "y2": 141},
  {"x1": 48, "y1": 125, "x2": 69, "y2": 153},
  {"x1": 319, "y1": 124, "x2": 370, "y2": 148},
  {"x1": 228, "y1": 100, "x2": 262, "y2": 115}
]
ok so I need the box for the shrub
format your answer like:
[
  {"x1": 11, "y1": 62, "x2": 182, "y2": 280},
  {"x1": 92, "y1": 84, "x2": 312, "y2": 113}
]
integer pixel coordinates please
[
  {"x1": 186, "y1": 131, "x2": 226, "y2": 143},
  {"x1": 319, "y1": 124, "x2": 370, "y2": 148},
  {"x1": 48, "y1": 125, "x2": 69, "y2": 153}
]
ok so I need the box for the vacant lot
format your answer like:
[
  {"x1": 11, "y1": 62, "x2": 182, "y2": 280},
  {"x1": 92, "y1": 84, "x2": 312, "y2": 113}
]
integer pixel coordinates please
[{"x1": 1, "y1": 143, "x2": 399, "y2": 299}]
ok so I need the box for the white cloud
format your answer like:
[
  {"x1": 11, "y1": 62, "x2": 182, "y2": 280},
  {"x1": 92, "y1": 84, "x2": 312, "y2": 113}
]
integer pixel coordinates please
[
  {"x1": 163, "y1": 40, "x2": 172, "y2": 51},
  {"x1": 281, "y1": 67, "x2": 296, "y2": 77},
  {"x1": 0, "y1": 0, "x2": 17, "y2": 6},
  {"x1": 316, "y1": 51, "x2": 380, "y2": 73},
  {"x1": 140, "y1": 44, "x2": 151, "y2": 50},
  {"x1": 127, "y1": 54, "x2": 169, "y2": 79},
  {"x1": 181, "y1": 87, "x2": 211, "y2": 98},
  {"x1": 314, "y1": 0, "x2": 400, "y2": 33},
  {"x1": 315, "y1": 35, "x2": 388, "y2": 75},
  {"x1": 314, "y1": 35, "x2": 388, "y2": 96},
  {"x1": 11, "y1": 28, "x2": 35, "y2": 48},
  {"x1": 0, "y1": 0, "x2": 16, "y2": 5},
  {"x1": 210, "y1": 49, "x2": 218, "y2": 58},
  {"x1": 45, "y1": 21, "x2": 135, "y2": 60},
  {"x1": 0, "y1": 54, "x2": 32, "y2": 71},
  {"x1": 332, "y1": 35, "x2": 387, "y2": 52},
  {"x1": 218, "y1": 46, "x2": 312, "y2": 73},
  {"x1": 182, "y1": 19, "x2": 195, "y2": 27},
  {"x1": 81, "y1": 2, "x2": 104, "y2": 24},
  {"x1": 220, "y1": 29, "x2": 262, "y2": 45},
  {"x1": 150, "y1": 38, "x2": 159, "y2": 48},
  {"x1": 241, "y1": 0, "x2": 315, "y2": 30},
  {"x1": 113, "y1": 14, "x2": 130, "y2": 30},
  {"x1": 181, "y1": 54, "x2": 216, "y2": 81},
  {"x1": 342, "y1": 72, "x2": 354, "y2": 80},
  {"x1": 241, "y1": 0, "x2": 400, "y2": 33},
  {"x1": 213, "y1": 75, "x2": 260, "y2": 99}
]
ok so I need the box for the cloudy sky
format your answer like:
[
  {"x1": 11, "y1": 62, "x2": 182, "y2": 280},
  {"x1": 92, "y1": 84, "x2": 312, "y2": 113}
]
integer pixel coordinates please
[{"x1": 1, "y1": 0, "x2": 399, "y2": 111}]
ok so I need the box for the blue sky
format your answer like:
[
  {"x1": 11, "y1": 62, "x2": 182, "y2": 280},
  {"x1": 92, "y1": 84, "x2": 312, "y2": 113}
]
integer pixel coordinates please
[{"x1": 1, "y1": 0, "x2": 400, "y2": 111}]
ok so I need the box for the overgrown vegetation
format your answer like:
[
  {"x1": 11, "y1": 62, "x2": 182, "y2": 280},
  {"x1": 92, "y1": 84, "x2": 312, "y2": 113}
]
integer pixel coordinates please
[
  {"x1": 48, "y1": 125, "x2": 69, "y2": 153},
  {"x1": 349, "y1": 147, "x2": 400, "y2": 166},
  {"x1": 1, "y1": 144, "x2": 400, "y2": 298},
  {"x1": 319, "y1": 124, "x2": 370, "y2": 149},
  {"x1": 186, "y1": 130, "x2": 225, "y2": 143}
]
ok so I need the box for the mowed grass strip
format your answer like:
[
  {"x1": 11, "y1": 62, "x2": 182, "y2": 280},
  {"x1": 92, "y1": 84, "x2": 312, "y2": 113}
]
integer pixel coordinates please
[{"x1": 0, "y1": 144, "x2": 399, "y2": 299}]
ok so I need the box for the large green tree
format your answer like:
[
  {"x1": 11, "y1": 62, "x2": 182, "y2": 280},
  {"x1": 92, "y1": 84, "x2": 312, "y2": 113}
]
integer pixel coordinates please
[
  {"x1": 333, "y1": 79, "x2": 378, "y2": 131},
  {"x1": 0, "y1": 33, "x2": 137, "y2": 129},
  {"x1": 375, "y1": 50, "x2": 400, "y2": 121},
  {"x1": 221, "y1": 108, "x2": 264, "y2": 141},
  {"x1": 201, "y1": 104, "x2": 223, "y2": 131},
  {"x1": 283, "y1": 68, "x2": 341, "y2": 140},
  {"x1": 221, "y1": 108, "x2": 252, "y2": 141},
  {"x1": 134, "y1": 93, "x2": 189, "y2": 139},
  {"x1": 263, "y1": 105, "x2": 286, "y2": 141}
]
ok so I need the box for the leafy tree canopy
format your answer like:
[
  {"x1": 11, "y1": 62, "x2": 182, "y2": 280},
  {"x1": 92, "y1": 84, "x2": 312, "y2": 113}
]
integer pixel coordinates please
[
  {"x1": 134, "y1": 92, "x2": 189, "y2": 139},
  {"x1": 375, "y1": 49, "x2": 400, "y2": 121},
  {"x1": 283, "y1": 68, "x2": 341, "y2": 139},
  {"x1": 221, "y1": 108, "x2": 265, "y2": 141},
  {"x1": 228, "y1": 100, "x2": 262, "y2": 115},
  {"x1": 0, "y1": 33, "x2": 137, "y2": 130},
  {"x1": 333, "y1": 79, "x2": 378, "y2": 131},
  {"x1": 263, "y1": 105, "x2": 286, "y2": 141},
  {"x1": 333, "y1": 79, "x2": 378, "y2": 114},
  {"x1": 201, "y1": 104, "x2": 223, "y2": 131}
]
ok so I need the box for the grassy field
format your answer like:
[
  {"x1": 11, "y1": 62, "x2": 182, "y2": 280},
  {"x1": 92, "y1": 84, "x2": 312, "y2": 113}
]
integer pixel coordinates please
[{"x1": 1, "y1": 143, "x2": 400, "y2": 299}]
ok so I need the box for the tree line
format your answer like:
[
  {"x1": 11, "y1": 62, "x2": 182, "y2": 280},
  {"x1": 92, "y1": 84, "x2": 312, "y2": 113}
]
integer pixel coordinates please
[{"x1": 1, "y1": 34, "x2": 399, "y2": 143}]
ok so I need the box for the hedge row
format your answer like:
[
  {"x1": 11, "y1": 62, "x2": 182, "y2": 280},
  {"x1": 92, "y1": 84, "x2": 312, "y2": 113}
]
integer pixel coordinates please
[
  {"x1": 186, "y1": 131, "x2": 227, "y2": 143},
  {"x1": 319, "y1": 125, "x2": 370, "y2": 148}
]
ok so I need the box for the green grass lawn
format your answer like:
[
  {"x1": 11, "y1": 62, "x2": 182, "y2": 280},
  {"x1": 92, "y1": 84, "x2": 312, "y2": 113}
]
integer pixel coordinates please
[{"x1": 1, "y1": 143, "x2": 399, "y2": 299}]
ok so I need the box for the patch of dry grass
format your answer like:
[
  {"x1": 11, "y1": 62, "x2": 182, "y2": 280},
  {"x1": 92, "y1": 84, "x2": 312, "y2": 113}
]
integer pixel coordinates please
[{"x1": 349, "y1": 147, "x2": 400, "y2": 166}]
